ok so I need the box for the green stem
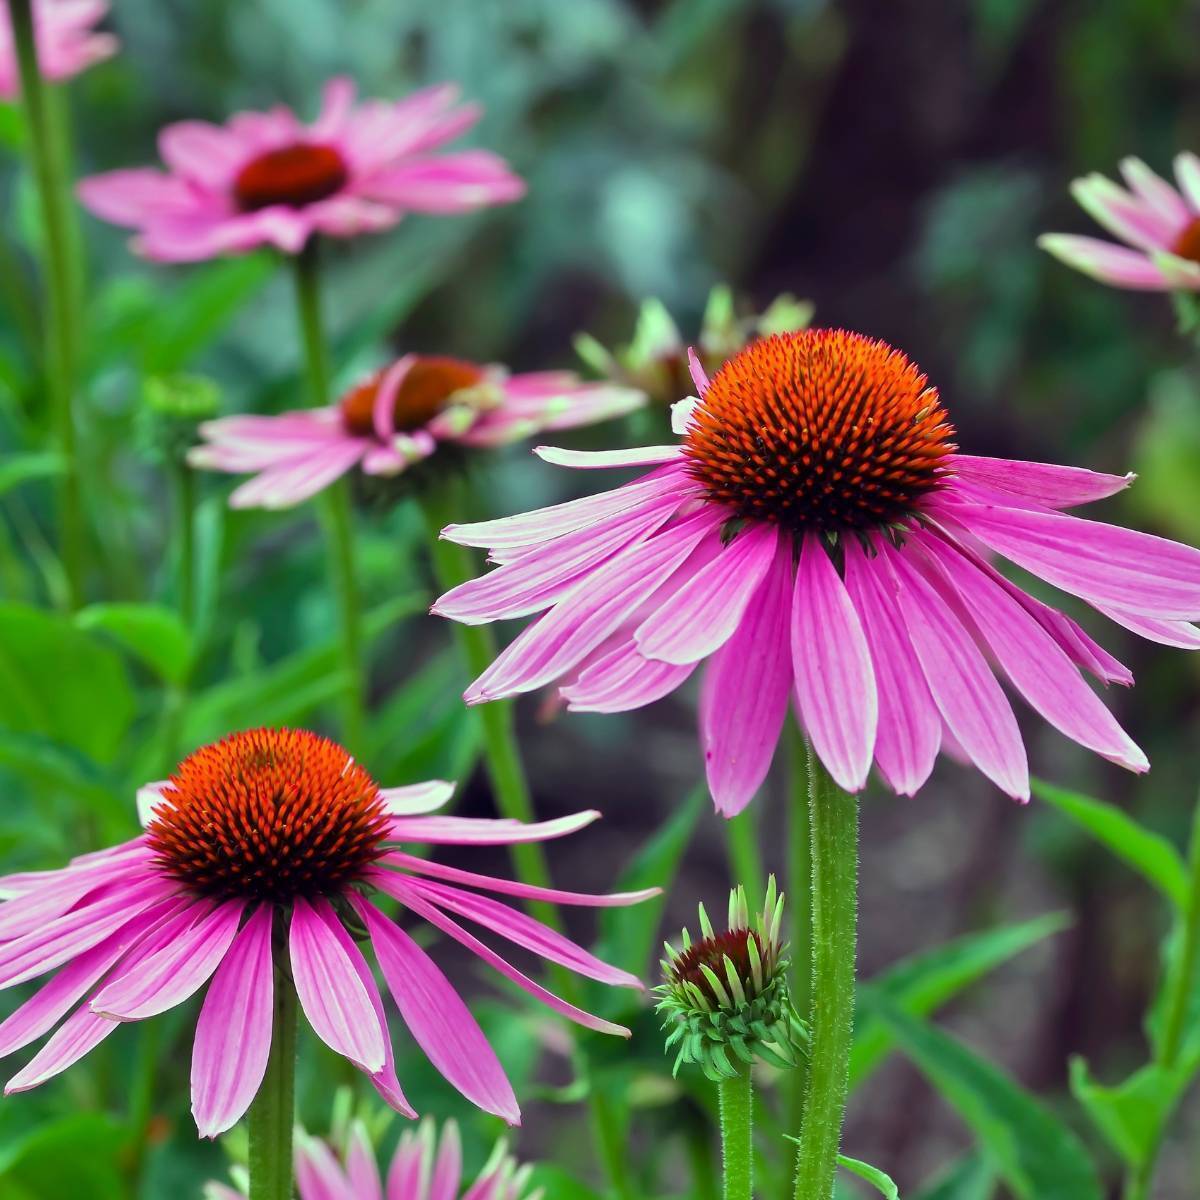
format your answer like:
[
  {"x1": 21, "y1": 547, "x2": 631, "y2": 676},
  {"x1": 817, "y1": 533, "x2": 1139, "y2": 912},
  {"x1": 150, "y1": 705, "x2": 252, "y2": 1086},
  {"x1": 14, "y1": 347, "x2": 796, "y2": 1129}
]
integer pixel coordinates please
[
  {"x1": 725, "y1": 807, "x2": 765, "y2": 908},
  {"x1": 291, "y1": 242, "x2": 365, "y2": 751},
  {"x1": 10, "y1": 0, "x2": 84, "y2": 608},
  {"x1": 420, "y1": 486, "x2": 633, "y2": 1200},
  {"x1": 248, "y1": 961, "x2": 298, "y2": 1200},
  {"x1": 792, "y1": 745, "x2": 858, "y2": 1200},
  {"x1": 719, "y1": 1065, "x2": 754, "y2": 1200},
  {"x1": 785, "y1": 724, "x2": 813, "y2": 1141},
  {"x1": 1123, "y1": 794, "x2": 1200, "y2": 1200}
]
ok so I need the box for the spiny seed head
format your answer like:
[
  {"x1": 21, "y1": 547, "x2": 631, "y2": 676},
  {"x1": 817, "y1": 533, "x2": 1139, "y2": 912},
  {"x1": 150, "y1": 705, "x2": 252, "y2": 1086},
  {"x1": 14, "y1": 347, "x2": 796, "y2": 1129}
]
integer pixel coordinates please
[
  {"x1": 146, "y1": 728, "x2": 390, "y2": 903},
  {"x1": 656, "y1": 877, "x2": 806, "y2": 1081},
  {"x1": 340, "y1": 356, "x2": 486, "y2": 438},
  {"x1": 683, "y1": 328, "x2": 956, "y2": 534},
  {"x1": 233, "y1": 143, "x2": 349, "y2": 211}
]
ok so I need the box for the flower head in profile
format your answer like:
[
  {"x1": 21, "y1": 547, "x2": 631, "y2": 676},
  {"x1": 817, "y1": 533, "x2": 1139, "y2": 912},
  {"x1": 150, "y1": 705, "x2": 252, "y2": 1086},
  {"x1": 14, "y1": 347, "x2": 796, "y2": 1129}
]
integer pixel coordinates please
[
  {"x1": 207, "y1": 1116, "x2": 539, "y2": 1200},
  {"x1": 77, "y1": 77, "x2": 524, "y2": 262},
  {"x1": 657, "y1": 877, "x2": 804, "y2": 1082},
  {"x1": 434, "y1": 327, "x2": 1200, "y2": 812},
  {"x1": 0, "y1": 0, "x2": 117, "y2": 97},
  {"x1": 0, "y1": 728, "x2": 651, "y2": 1135},
  {"x1": 1039, "y1": 156, "x2": 1200, "y2": 290},
  {"x1": 188, "y1": 354, "x2": 646, "y2": 509},
  {"x1": 575, "y1": 285, "x2": 814, "y2": 407}
]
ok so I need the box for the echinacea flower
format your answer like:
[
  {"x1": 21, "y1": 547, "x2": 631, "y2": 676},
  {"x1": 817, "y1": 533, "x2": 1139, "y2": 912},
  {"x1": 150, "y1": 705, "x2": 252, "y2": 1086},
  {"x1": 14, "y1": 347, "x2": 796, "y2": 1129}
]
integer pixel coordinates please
[
  {"x1": 208, "y1": 1117, "x2": 539, "y2": 1200},
  {"x1": 0, "y1": 0, "x2": 117, "y2": 98},
  {"x1": 0, "y1": 728, "x2": 650, "y2": 1135},
  {"x1": 77, "y1": 77, "x2": 524, "y2": 262},
  {"x1": 657, "y1": 877, "x2": 805, "y2": 1082},
  {"x1": 434, "y1": 327, "x2": 1200, "y2": 812},
  {"x1": 1039, "y1": 156, "x2": 1200, "y2": 290},
  {"x1": 187, "y1": 354, "x2": 646, "y2": 509}
]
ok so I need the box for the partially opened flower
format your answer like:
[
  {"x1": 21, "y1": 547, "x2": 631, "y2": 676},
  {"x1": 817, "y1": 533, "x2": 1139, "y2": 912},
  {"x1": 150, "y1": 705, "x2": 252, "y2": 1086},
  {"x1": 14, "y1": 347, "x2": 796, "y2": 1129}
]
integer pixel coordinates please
[
  {"x1": 77, "y1": 77, "x2": 524, "y2": 262},
  {"x1": 188, "y1": 354, "x2": 646, "y2": 509},
  {"x1": 1039, "y1": 155, "x2": 1200, "y2": 290},
  {"x1": 0, "y1": 0, "x2": 117, "y2": 97},
  {"x1": 434, "y1": 327, "x2": 1200, "y2": 812},
  {"x1": 208, "y1": 1117, "x2": 539, "y2": 1200},
  {"x1": 0, "y1": 728, "x2": 650, "y2": 1135}
]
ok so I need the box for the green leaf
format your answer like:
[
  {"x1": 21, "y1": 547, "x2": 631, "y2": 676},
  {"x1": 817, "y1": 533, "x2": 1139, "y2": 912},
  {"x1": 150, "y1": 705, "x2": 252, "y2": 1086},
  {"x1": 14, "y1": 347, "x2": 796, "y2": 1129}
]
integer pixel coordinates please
[
  {"x1": 597, "y1": 783, "x2": 706, "y2": 978},
  {"x1": 913, "y1": 1155, "x2": 994, "y2": 1200},
  {"x1": 0, "y1": 1113, "x2": 126, "y2": 1199},
  {"x1": 838, "y1": 1154, "x2": 900, "y2": 1198},
  {"x1": 0, "y1": 729, "x2": 119, "y2": 810},
  {"x1": 1033, "y1": 777, "x2": 1189, "y2": 908},
  {"x1": 851, "y1": 912, "x2": 1070, "y2": 1088},
  {"x1": 1070, "y1": 1055, "x2": 1196, "y2": 1168},
  {"x1": 0, "y1": 452, "x2": 64, "y2": 498},
  {"x1": 0, "y1": 604, "x2": 134, "y2": 763},
  {"x1": 524, "y1": 1165, "x2": 604, "y2": 1200},
  {"x1": 866, "y1": 999, "x2": 1102, "y2": 1200},
  {"x1": 75, "y1": 603, "x2": 193, "y2": 685}
]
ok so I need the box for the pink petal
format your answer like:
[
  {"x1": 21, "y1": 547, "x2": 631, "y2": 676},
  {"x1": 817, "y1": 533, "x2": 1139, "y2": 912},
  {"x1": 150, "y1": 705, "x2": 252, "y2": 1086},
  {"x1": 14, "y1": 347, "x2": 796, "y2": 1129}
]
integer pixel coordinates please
[
  {"x1": 289, "y1": 899, "x2": 386, "y2": 1074},
  {"x1": 190, "y1": 905, "x2": 275, "y2": 1138},
  {"x1": 294, "y1": 1132, "x2": 356, "y2": 1200},
  {"x1": 532, "y1": 444, "x2": 683, "y2": 470},
  {"x1": 379, "y1": 781, "x2": 455, "y2": 816},
  {"x1": 948, "y1": 455, "x2": 1132, "y2": 509},
  {"x1": 700, "y1": 543, "x2": 794, "y2": 816},
  {"x1": 1119, "y1": 157, "x2": 1191, "y2": 227},
  {"x1": 1037, "y1": 234, "x2": 1169, "y2": 290},
  {"x1": 429, "y1": 1121, "x2": 462, "y2": 1200},
  {"x1": 157, "y1": 120, "x2": 247, "y2": 190},
  {"x1": 688, "y1": 347, "x2": 710, "y2": 395},
  {"x1": 228, "y1": 441, "x2": 367, "y2": 510},
  {"x1": 561, "y1": 639, "x2": 695, "y2": 713},
  {"x1": 357, "y1": 899, "x2": 519, "y2": 1124},
  {"x1": 5, "y1": 1007, "x2": 119, "y2": 1093},
  {"x1": 389, "y1": 810, "x2": 599, "y2": 846},
  {"x1": 311, "y1": 76, "x2": 358, "y2": 141},
  {"x1": 882, "y1": 544, "x2": 1028, "y2": 799},
  {"x1": 790, "y1": 533, "x2": 878, "y2": 792},
  {"x1": 345, "y1": 1122, "x2": 384, "y2": 1200},
  {"x1": 77, "y1": 168, "x2": 199, "y2": 226},
  {"x1": 842, "y1": 539, "x2": 941, "y2": 796},
  {"x1": 1071, "y1": 173, "x2": 1178, "y2": 249},
  {"x1": 1092, "y1": 603, "x2": 1200, "y2": 649},
  {"x1": 365, "y1": 151, "x2": 524, "y2": 213}
]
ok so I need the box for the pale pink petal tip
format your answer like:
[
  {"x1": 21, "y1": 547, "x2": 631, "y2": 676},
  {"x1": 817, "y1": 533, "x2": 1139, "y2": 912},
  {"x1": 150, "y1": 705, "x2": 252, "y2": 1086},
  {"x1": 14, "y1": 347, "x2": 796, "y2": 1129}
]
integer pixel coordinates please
[{"x1": 687, "y1": 347, "x2": 710, "y2": 394}]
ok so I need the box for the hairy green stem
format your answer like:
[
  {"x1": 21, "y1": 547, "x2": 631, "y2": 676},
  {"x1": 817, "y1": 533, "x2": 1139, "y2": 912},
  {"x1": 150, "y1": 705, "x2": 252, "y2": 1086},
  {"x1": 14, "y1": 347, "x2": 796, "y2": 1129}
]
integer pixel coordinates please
[
  {"x1": 1123, "y1": 794, "x2": 1200, "y2": 1200},
  {"x1": 792, "y1": 745, "x2": 858, "y2": 1200},
  {"x1": 10, "y1": 0, "x2": 85, "y2": 608},
  {"x1": 786, "y1": 725, "x2": 813, "y2": 1140},
  {"x1": 248, "y1": 962, "x2": 298, "y2": 1200},
  {"x1": 719, "y1": 1065, "x2": 754, "y2": 1200},
  {"x1": 420, "y1": 486, "x2": 634, "y2": 1200},
  {"x1": 291, "y1": 242, "x2": 365, "y2": 751}
]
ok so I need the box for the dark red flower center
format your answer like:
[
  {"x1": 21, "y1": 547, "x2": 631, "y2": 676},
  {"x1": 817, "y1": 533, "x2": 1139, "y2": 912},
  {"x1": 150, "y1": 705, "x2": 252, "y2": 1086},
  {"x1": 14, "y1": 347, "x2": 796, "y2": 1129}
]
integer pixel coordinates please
[
  {"x1": 669, "y1": 928, "x2": 764, "y2": 1007},
  {"x1": 146, "y1": 728, "x2": 390, "y2": 903},
  {"x1": 232, "y1": 143, "x2": 349, "y2": 212},
  {"x1": 1173, "y1": 217, "x2": 1200, "y2": 264},
  {"x1": 683, "y1": 329, "x2": 956, "y2": 533},
  {"x1": 340, "y1": 356, "x2": 484, "y2": 438}
]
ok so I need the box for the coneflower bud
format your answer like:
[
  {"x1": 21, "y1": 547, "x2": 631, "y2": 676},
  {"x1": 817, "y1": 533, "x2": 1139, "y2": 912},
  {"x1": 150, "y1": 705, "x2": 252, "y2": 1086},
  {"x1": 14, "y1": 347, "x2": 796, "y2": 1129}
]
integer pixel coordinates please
[{"x1": 656, "y1": 876, "x2": 806, "y2": 1082}]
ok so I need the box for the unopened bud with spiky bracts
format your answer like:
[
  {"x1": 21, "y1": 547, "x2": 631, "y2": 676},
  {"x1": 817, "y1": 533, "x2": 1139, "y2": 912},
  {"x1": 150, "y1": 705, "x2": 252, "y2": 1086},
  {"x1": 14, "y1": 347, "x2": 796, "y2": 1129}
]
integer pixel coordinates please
[{"x1": 656, "y1": 876, "x2": 806, "y2": 1082}]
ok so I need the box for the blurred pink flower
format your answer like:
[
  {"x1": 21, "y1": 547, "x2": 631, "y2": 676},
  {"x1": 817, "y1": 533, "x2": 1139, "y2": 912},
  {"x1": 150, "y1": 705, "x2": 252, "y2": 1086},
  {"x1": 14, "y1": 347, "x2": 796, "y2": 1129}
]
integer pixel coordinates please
[
  {"x1": 434, "y1": 328, "x2": 1200, "y2": 813},
  {"x1": 209, "y1": 1118, "x2": 539, "y2": 1200},
  {"x1": 188, "y1": 354, "x2": 646, "y2": 509},
  {"x1": 1039, "y1": 156, "x2": 1200, "y2": 290},
  {"x1": 77, "y1": 77, "x2": 524, "y2": 261},
  {"x1": 0, "y1": 728, "x2": 650, "y2": 1136},
  {"x1": 0, "y1": 0, "x2": 116, "y2": 97}
]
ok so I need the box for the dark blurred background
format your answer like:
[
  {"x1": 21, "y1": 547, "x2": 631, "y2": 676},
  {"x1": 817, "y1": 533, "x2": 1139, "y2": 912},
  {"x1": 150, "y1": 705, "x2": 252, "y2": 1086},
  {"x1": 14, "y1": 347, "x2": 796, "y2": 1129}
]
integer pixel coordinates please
[{"x1": 7, "y1": 0, "x2": 1200, "y2": 1196}]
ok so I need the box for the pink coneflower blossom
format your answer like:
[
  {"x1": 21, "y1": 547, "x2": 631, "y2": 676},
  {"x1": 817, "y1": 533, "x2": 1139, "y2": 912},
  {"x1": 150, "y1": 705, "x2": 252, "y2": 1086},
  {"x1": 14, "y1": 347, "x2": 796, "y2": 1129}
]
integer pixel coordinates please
[
  {"x1": 76, "y1": 77, "x2": 524, "y2": 262},
  {"x1": 1039, "y1": 156, "x2": 1200, "y2": 290},
  {"x1": 0, "y1": 728, "x2": 650, "y2": 1135},
  {"x1": 433, "y1": 328, "x2": 1200, "y2": 812},
  {"x1": 0, "y1": 0, "x2": 117, "y2": 97},
  {"x1": 208, "y1": 1118, "x2": 539, "y2": 1200},
  {"x1": 187, "y1": 354, "x2": 646, "y2": 509}
]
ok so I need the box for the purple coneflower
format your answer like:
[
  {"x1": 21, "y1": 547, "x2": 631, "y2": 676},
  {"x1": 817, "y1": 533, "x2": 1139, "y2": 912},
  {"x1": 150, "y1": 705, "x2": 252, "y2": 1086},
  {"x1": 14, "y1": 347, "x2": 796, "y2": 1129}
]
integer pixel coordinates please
[
  {"x1": 1040, "y1": 156, "x2": 1200, "y2": 290},
  {"x1": 77, "y1": 77, "x2": 523, "y2": 262},
  {"x1": 435, "y1": 327, "x2": 1200, "y2": 812},
  {"x1": 0, "y1": 728, "x2": 649, "y2": 1135},
  {"x1": 188, "y1": 354, "x2": 645, "y2": 509},
  {"x1": 0, "y1": 0, "x2": 116, "y2": 97}
]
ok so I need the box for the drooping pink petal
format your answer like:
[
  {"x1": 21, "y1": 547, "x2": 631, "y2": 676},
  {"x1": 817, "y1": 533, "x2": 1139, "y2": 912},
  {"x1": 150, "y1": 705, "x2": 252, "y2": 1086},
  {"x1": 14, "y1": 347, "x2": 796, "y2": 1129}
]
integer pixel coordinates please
[
  {"x1": 289, "y1": 899, "x2": 386, "y2": 1075},
  {"x1": 463, "y1": 510, "x2": 718, "y2": 701},
  {"x1": 916, "y1": 532, "x2": 1147, "y2": 771},
  {"x1": 77, "y1": 169, "x2": 199, "y2": 226},
  {"x1": 5, "y1": 1007, "x2": 119, "y2": 1093},
  {"x1": 842, "y1": 539, "x2": 941, "y2": 796},
  {"x1": 379, "y1": 781, "x2": 455, "y2": 816},
  {"x1": 948, "y1": 455, "x2": 1132, "y2": 509},
  {"x1": 882, "y1": 545, "x2": 1028, "y2": 799},
  {"x1": 357, "y1": 898, "x2": 520, "y2": 1125},
  {"x1": 1093, "y1": 603, "x2": 1200, "y2": 649},
  {"x1": 380, "y1": 879, "x2": 630, "y2": 1037},
  {"x1": 227, "y1": 441, "x2": 368, "y2": 510},
  {"x1": 91, "y1": 899, "x2": 245, "y2": 1020},
  {"x1": 936, "y1": 497, "x2": 1200, "y2": 619},
  {"x1": 790, "y1": 533, "x2": 878, "y2": 792},
  {"x1": 1037, "y1": 235, "x2": 1169, "y2": 289},
  {"x1": 389, "y1": 810, "x2": 599, "y2": 846},
  {"x1": 636, "y1": 522, "x2": 779, "y2": 665},
  {"x1": 700, "y1": 542, "x2": 794, "y2": 815},
  {"x1": 561, "y1": 638, "x2": 696, "y2": 713},
  {"x1": 190, "y1": 905, "x2": 275, "y2": 1139},
  {"x1": 532, "y1": 444, "x2": 683, "y2": 470}
]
